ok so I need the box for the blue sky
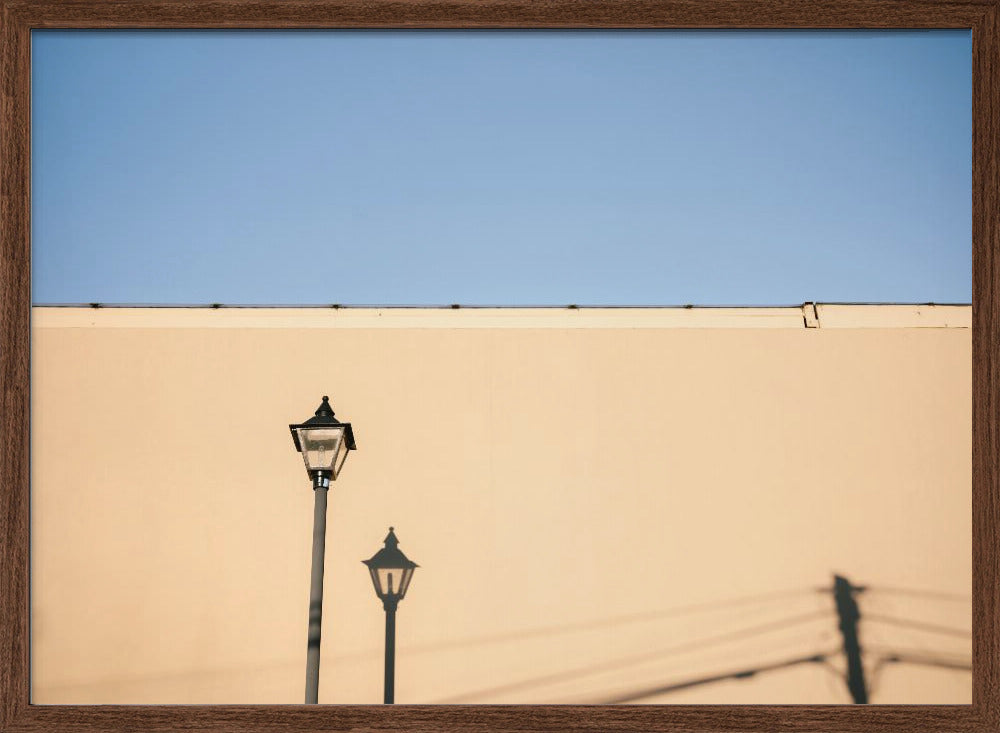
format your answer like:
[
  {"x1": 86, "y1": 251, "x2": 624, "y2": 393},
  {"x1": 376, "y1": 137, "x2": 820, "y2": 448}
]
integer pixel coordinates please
[{"x1": 31, "y1": 30, "x2": 971, "y2": 306}]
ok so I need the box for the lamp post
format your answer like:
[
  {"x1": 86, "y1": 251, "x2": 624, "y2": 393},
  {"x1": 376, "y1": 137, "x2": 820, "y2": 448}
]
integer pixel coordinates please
[
  {"x1": 289, "y1": 396, "x2": 356, "y2": 705},
  {"x1": 363, "y1": 527, "x2": 418, "y2": 704}
]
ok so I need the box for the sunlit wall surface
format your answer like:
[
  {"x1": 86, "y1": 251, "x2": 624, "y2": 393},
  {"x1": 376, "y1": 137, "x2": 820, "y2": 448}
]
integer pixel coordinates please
[{"x1": 30, "y1": 305, "x2": 971, "y2": 704}]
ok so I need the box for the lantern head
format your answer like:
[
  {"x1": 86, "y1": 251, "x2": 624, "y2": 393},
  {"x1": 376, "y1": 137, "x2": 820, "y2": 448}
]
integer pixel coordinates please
[
  {"x1": 363, "y1": 527, "x2": 418, "y2": 606},
  {"x1": 290, "y1": 396, "x2": 356, "y2": 479}
]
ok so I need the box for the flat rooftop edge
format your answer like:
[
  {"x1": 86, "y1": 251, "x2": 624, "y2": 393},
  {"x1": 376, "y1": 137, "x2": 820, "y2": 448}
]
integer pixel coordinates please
[{"x1": 31, "y1": 304, "x2": 972, "y2": 329}]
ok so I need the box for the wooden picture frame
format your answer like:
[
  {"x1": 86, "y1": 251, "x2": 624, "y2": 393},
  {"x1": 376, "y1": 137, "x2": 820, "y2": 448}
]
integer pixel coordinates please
[{"x1": 1, "y1": 1, "x2": 996, "y2": 731}]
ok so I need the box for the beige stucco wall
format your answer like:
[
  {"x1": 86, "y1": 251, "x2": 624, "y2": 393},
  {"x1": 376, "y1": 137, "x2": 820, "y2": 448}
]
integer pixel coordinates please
[{"x1": 30, "y1": 305, "x2": 971, "y2": 705}]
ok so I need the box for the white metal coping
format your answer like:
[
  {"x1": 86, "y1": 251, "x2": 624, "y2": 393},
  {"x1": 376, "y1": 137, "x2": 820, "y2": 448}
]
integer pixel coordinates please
[{"x1": 31, "y1": 304, "x2": 971, "y2": 329}]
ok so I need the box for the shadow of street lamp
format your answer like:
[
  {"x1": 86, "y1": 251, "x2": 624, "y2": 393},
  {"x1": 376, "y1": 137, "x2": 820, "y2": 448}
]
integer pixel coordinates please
[{"x1": 363, "y1": 527, "x2": 418, "y2": 704}]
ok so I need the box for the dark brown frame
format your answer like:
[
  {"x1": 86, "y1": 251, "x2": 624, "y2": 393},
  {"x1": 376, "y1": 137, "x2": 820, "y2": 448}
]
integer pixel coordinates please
[{"x1": 1, "y1": 1, "x2": 996, "y2": 731}]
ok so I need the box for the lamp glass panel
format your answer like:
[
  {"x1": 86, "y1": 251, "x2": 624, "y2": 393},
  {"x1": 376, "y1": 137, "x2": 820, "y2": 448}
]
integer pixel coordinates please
[
  {"x1": 368, "y1": 566, "x2": 383, "y2": 596},
  {"x1": 397, "y1": 566, "x2": 415, "y2": 597},
  {"x1": 297, "y1": 427, "x2": 345, "y2": 471},
  {"x1": 376, "y1": 566, "x2": 414, "y2": 598},
  {"x1": 332, "y1": 437, "x2": 350, "y2": 479}
]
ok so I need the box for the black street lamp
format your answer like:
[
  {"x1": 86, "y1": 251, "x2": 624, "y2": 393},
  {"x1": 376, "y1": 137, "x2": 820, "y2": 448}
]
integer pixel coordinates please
[
  {"x1": 289, "y1": 396, "x2": 356, "y2": 705},
  {"x1": 363, "y1": 527, "x2": 418, "y2": 704}
]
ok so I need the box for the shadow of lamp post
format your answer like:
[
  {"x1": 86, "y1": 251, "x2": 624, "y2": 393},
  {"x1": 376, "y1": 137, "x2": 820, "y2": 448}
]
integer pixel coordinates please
[
  {"x1": 364, "y1": 527, "x2": 418, "y2": 704},
  {"x1": 289, "y1": 396, "x2": 356, "y2": 704}
]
